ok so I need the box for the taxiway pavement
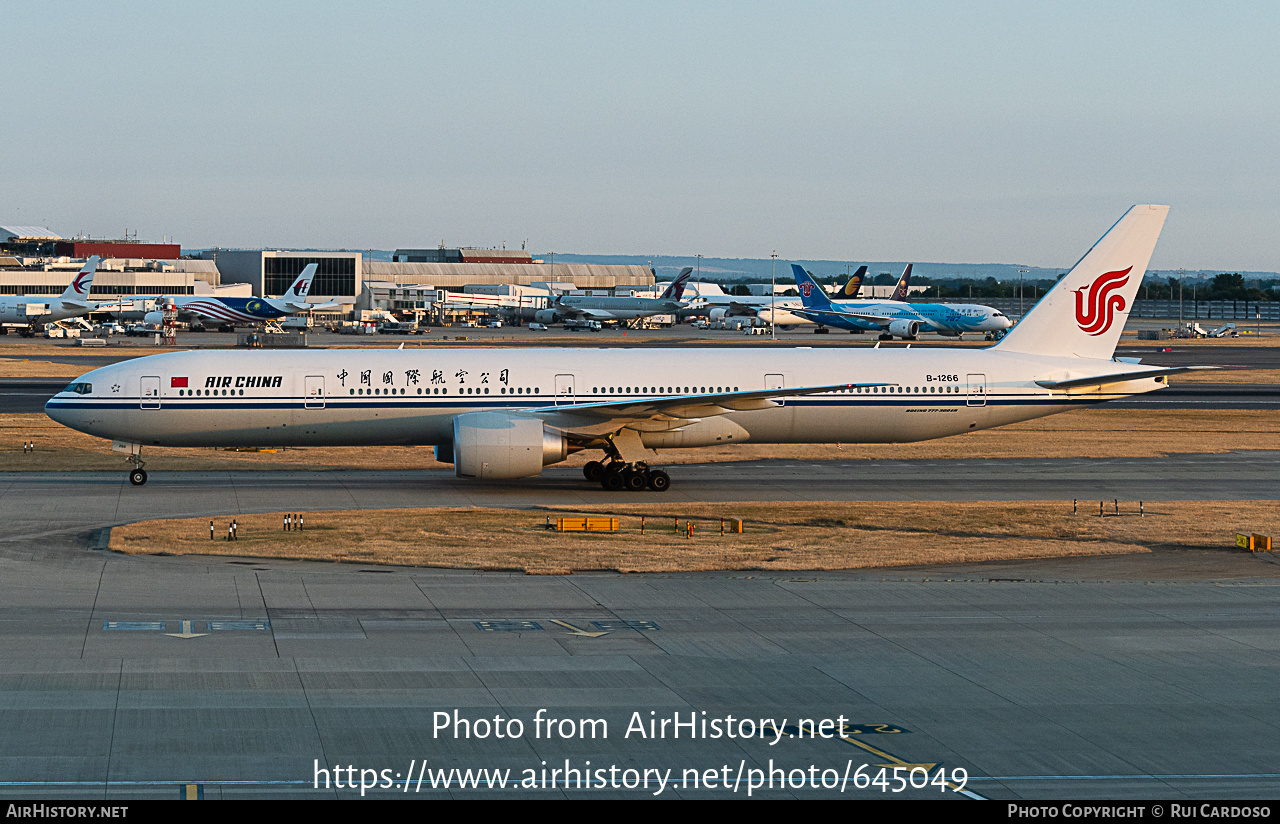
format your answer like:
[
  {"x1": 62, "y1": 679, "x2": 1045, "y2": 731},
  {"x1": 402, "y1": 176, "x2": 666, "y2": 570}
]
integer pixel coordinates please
[{"x1": 0, "y1": 457, "x2": 1276, "y2": 799}]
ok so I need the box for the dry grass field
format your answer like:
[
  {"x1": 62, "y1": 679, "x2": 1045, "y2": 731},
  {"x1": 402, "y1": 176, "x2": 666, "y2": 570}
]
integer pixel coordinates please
[{"x1": 109, "y1": 500, "x2": 1277, "y2": 574}]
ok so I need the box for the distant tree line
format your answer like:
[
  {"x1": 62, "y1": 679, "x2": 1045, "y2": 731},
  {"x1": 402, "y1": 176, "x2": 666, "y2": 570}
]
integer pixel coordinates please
[{"x1": 713, "y1": 272, "x2": 1280, "y2": 302}]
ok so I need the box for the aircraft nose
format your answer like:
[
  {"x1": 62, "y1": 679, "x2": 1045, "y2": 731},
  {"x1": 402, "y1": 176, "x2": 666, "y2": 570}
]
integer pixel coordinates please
[{"x1": 44, "y1": 394, "x2": 70, "y2": 426}]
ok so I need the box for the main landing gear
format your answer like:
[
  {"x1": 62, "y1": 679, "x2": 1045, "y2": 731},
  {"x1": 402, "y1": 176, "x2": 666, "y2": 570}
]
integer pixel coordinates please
[{"x1": 582, "y1": 460, "x2": 671, "y2": 492}]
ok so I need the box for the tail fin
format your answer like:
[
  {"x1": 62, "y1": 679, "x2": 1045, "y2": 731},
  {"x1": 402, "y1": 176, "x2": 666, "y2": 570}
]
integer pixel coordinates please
[
  {"x1": 838, "y1": 265, "x2": 867, "y2": 299},
  {"x1": 284, "y1": 263, "x2": 319, "y2": 303},
  {"x1": 791, "y1": 264, "x2": 835, "y2": 308},
  {"x1": 890, "y1": 264, "x2": 912, "y2": 302},
  {"x1": 60, "y1": 256, "x2": 100, "y2": 304},
  {"x1": 659, "y1": 267, "x2": 693, "y2": 300},
  {"x1": 995, "y1": 205, "x2": 1169, "y2": 360}
]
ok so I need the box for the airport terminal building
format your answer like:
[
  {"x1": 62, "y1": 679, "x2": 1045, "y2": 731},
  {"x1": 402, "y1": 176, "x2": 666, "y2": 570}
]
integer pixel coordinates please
[{"x1": 0, "y1": 228, "x2": 654, "y2": 320}]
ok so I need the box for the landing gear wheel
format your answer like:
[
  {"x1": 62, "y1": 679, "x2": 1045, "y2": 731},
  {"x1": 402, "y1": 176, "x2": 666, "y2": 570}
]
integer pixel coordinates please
[
  {"x1": 878, "y1": 334, "x2": 893, "y2": 341},
  {"x1": 601, "y1": 468, "x2": 625, "y2": 491},
  {"x1": 646, "y1": 470, "x2": 671, "y2": 491},
  {"x1": 583, "y1": 460, "x2": 604, "y2": 482},
  {"x1": 623, "y1": 469, "x2": 647, "y2": 491},
  {"x1": 129, "y1": 469, "x2": 148, "y2": 486}
]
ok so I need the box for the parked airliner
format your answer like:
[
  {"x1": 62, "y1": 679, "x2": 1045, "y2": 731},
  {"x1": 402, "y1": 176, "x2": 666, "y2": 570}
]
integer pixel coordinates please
[
  {"x1": 121, "y1": 264, "x2": 335, "y2": 326},
  {"x1": 546, "y1": 268, "x2": 692, "y2": 324},
  {"x1": 0, "y1": 257, "x2": 101, "y2": 331},
  {"x1": 792, "y1": 265, "x2": 1012, "y2": 339},
  {"x1": 47, "y1": 206, "x2": 1190, "y2": 491}
]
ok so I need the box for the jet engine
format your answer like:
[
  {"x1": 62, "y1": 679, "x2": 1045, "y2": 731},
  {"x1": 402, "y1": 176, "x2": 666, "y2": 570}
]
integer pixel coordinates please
[
  {"x1": 708, "y1": 307, "x2": 729, "y2": 322},
  {"x1": 451, "y1": 411, "x2": 569, "y2": 479},
  {"x1": 533, "y1": 309, "x2": 558, "y2": 324},
  {"x1": 143, "y1": 311, "x2": 164, "y2": 326},
  {"x1": 887, "y1": 320, "x2": 919, "y2": 339}
]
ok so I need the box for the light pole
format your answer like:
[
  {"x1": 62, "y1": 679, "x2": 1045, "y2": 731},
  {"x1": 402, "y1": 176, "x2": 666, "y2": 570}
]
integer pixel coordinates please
[
  {"x1": 770, "y1": 251, "x2": 778, "y2": 341},
  {"x1": 1018, "y1": 268, "x2": 1028, "y2": 320},
  {"x1": 1178, "y1": 268, "x2": 1185, "y2": 329}
]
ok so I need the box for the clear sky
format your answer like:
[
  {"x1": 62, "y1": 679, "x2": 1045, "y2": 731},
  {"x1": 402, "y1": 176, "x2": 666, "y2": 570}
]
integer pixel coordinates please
[{"x1": 4, "y1": 1, "x2": 1277, "y2": 270}]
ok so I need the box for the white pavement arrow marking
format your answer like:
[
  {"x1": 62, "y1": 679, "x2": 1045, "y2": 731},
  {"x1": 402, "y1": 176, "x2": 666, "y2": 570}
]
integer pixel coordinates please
[
  {"x1": 549, "y1": 620, "x2": 610, "y2": 638},
  {"x1": 164, "y1": 620, "x2": 208, "y2": 639}
]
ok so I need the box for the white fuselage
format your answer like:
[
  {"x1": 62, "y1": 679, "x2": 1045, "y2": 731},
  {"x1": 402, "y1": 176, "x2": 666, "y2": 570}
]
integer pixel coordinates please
[
  {"x1": 0, "y1": 296, "x2": 95, "y2": 325},
  {"x1": 45, "y1": 346, "x2": 1164, "y2": 453}
]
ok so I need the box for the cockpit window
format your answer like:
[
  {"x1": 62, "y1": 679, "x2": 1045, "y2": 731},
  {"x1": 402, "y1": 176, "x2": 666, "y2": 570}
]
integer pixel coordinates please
[{"x1": 63, "y1": 382, "x2": 92, "y2": 395}]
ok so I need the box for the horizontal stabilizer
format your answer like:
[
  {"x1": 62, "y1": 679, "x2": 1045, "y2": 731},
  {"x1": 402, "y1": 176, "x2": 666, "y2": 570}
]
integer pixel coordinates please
[{"x1": 1035, "y1": 366, "x2": 1213, "y2": 389}]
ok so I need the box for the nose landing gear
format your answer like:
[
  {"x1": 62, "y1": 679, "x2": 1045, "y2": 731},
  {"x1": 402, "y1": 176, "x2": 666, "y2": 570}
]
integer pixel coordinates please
[{"x1": 126, "y1": 449, "x2": 148, "y2": 485}]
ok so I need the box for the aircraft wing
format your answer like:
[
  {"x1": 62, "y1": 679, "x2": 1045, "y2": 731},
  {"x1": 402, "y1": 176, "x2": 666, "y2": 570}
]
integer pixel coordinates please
[
  {"x1": 791, "y1": 306, "x2": 895, "y2": 327},
  {"x1": 726, "y1": 301, "x2": 763, "y2": 316},
  {"x1": 527, "y1": 381, "x2": 892, "y2": 438},
  {"x1": 557, "y1": 305, "x2": 617, "y2": 321},
  {"x1": 285, "y1": 300, "x2": 341, "y2": 311}
]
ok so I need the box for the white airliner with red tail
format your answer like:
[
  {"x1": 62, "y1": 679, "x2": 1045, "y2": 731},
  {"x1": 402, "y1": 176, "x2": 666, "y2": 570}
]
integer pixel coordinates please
[
  {"x1": 0, "y1": 257, "x2": 101, "y2": 329},
  {"x1": 47, "y1": 206, "x2": 1195, "y2": 490}
]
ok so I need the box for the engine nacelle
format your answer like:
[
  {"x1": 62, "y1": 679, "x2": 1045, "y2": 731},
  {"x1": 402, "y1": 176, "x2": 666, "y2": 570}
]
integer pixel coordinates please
[
  {"x1": 888, "y1": 320, "x2": 919, "y2": 339},
  {"x1": 533, "y1": 309, "x2": 557, "y2": 324},
  {"x1": 708, "y1": 307, "x2": 729, "y2": 322},
  {"x1": 452, "y1": 412, "x2": 568, "y2": 479},
  {"x1": 143, "y1": 311, "x2": 164, "y2": 326}
]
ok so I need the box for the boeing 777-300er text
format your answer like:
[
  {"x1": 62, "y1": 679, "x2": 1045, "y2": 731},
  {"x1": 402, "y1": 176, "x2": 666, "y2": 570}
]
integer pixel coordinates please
[
  {"x1": 48, "y1": 206, "x2": 1195, "y2": 490},
  {"x1": 792, "y1": 265, "x2": 1012, "y2": 339},
  {"x1": 0, "y1": 257, "x2": 101, "y2": 333}
]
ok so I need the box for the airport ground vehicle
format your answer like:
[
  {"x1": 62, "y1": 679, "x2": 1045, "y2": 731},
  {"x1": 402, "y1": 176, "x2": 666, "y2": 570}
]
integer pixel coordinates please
[
  {"x1": 564, "y1": 319, "x2": 602, "y2": 332},
  {"x1": 47, "y1": 206, "x2": 1194, "y2": 491}
]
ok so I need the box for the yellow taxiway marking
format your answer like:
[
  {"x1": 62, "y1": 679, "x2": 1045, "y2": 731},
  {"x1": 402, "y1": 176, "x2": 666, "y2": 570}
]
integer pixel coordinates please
[
  {"x1": 839, "y1": 735, "x2": 936, "y2": 772},
  {"x1": 548, "y1": 620, "x2": 610, "y2": 638}
]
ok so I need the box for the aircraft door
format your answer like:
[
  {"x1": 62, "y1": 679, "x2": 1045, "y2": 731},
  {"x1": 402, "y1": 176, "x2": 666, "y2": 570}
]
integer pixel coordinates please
[
  {"x1": 555, "y1": 374, "x2": 575, "y2": 406},
  {"x1": 765, "y1": 373, "x2": 787, "y2": 406},
  {"x1": 141, "y1": 376, "x2": 161, "y2": 409},
  {"x1": 305, "y1": 375, "x2": 325, "y2": 409},
  {"x1": 966, "y1": 373, "x2": 987, "y2": 407}
]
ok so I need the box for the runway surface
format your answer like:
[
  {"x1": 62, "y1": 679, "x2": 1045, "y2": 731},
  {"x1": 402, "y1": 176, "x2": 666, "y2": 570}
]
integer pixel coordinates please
[
  {"x1": 0, "y1": 456, "x2": 1277, "y2": 799},
  {"x1": 1, "y1": 453, "x2": 1279, "y2": 537}
]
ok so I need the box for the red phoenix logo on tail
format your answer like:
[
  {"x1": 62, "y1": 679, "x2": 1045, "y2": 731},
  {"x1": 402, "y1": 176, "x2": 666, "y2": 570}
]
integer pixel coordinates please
[
  {"x1": 1074, "y1": 267, "x2": 1131, "y2": 336},
  {"x1": 72, "y1": 273, "x2": 90, "y2": 295}
]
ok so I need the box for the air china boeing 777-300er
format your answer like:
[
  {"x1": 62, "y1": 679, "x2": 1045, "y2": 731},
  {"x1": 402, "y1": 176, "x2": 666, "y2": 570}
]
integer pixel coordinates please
[{"x1": 48, "y1": 205, "x2": 1194, "y2": 490}]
